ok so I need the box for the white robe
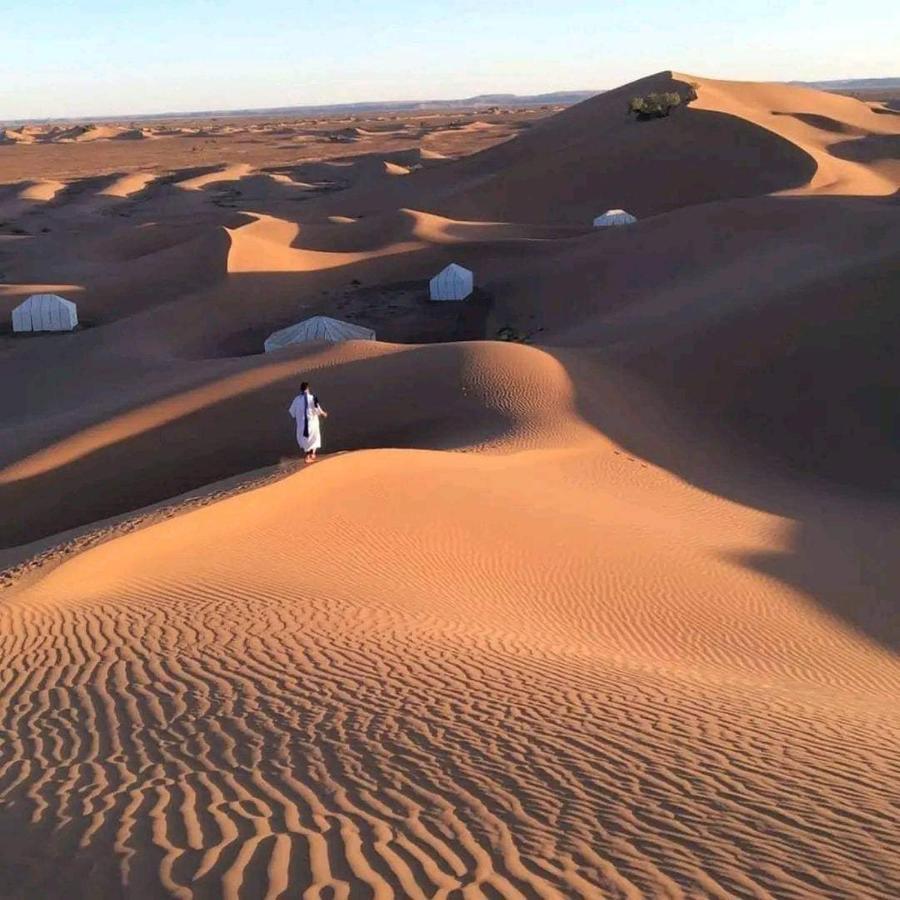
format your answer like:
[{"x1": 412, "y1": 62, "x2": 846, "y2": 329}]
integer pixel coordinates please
[{"x1": 289, "y1": 392, "x2": 323, "y2": 452}]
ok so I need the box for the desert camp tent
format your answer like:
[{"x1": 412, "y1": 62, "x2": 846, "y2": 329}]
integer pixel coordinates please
[
  {"x1": 11, "y1": 293, "x2": 78, "y2": 332},
  {"x1": 264, "y1": 315, "x2": 375, "y2": 352},
  {"x1": 429, "y1": 263, "x2": 474, "y2": 301},
  {"x1": 593, "y1": 209, "x2": 637, "y2": 227}
]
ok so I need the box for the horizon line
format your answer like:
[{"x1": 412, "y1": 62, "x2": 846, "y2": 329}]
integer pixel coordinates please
[
  {"x1": 3, "y1": 74, "x2": 897, "y2": 127},
  {"x1": 1, "y1": 88, "x2": 601, "y2": 128}
]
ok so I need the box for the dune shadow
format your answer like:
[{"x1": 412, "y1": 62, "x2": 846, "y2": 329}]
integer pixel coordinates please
[
  {"x1": 560, "y1": 346, "x2": 900, "y2": 657},
  {"x1": 45, "y1": 173, "x2": 128, "y2": 206},
  {"x1": 210, "y1": 280, "x2": 492, "y2": 357},
  {"x1": 829, "y1": 134, "x2": 900, "y2": 163},
  {"x1": 738, "y1": 508, "x2": 900, "y2": 656},
  {"x1": 771, "y1": 110, "x2": 866, "y2": 135},
  {"x1": 0, "y1": 342, "x2": 511, "y2": 548},
  {"x1": 556, "y1": 195, "x2": 900, "y2": 656}
]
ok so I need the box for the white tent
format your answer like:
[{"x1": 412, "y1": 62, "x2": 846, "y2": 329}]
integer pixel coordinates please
[
  {"x1": 593, "y1": 209, "x2": 637, "y2": 228},
  {"x1": 264, "y1": 315, "x2": 375, "y2": 352},
  {"x1": 429, "y1": 263, "x2": 474, "y2": 301},
  {"x1": 11, "y1": 293, "x2": 78, "y2": 333}
]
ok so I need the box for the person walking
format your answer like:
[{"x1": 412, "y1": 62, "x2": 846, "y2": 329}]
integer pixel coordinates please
[{"x1": 289, "y1": 382, "x2": 328, "y2": 463}]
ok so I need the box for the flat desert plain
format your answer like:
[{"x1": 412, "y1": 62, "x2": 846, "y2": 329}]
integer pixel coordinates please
[{"x1": 1, "y1": 72, "x2": 899, "y2": 898}]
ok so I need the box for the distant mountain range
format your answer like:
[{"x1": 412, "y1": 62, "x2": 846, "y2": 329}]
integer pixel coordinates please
[
  {"x1": 176, "y1": 90, "x2": 602, "y2": 119},
  {"x1": 150, "y1": 90, "x2": 604, "y2": 122},
  {"x1": 5, "y1": 78, "x2": 898, "y2": 127},
  {"x1": 3, "y1": 91, "x2": 600, "y2": 126},
  {"x1": 802, "y1": 77, "x2": 900, "y2": 91}
]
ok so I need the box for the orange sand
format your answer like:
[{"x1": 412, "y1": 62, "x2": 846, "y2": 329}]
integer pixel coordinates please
[{"x1": 1, "y1": 73, "x2": 899, "y2": 897}]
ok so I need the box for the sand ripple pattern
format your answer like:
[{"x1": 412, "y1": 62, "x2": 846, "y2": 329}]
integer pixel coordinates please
[{"x1": 2, "y1": 552, "x2": 899, "y2": 898}]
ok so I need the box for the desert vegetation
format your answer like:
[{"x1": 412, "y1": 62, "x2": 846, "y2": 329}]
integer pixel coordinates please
[{"x1": 628, "y1": 91, "x2": 684, "y2": 120}]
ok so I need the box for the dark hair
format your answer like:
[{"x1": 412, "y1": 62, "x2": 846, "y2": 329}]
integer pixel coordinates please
[{"x1": 300, "y1": 381, "x2": 309, "y2": 392}]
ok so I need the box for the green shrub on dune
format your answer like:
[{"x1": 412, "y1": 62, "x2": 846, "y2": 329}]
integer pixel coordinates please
[{"x1": 628, "y1": 91, "x2": 684, "y2": 120}]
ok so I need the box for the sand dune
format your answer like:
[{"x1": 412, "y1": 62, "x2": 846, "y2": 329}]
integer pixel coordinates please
[
  {"x1": 383, "y1": 161, "x2": 410, "y2": 176},
  {"x1": 0, "y1": 340, "x2": 570, "y2": 543},
  {"x1": 98, "y1": 171, "x2": 159, "y2": 197},
  {"x1": 2, "y1": 345, "x2": 899, "y2": 896},
  {"x1": 15, "y1": 179, "x2": 66, "y2": 201},
  {"x1": 343, "y1": 71, "x2": 898, "y2": 226},
  {"x1": 0, "y1": 179, "x2": 68, "y2": 218},
  {"x1": 112, "y1": 127, "x2": 155, "y2": 141},
  {"x1": 51, "y1": 124, "x2": 129, "y2": 142},
  {"x1": 687, "y1": 75, "x2": 900, "y2": 195},
  {"x1": 173, "y1": 163, "x2": 255, "y2": 191},
  {"x1": 286, "y1": 208, "x2": 580, "y2": 255},
  {"x1": 223, "y1": 213, "x2": 392, "y2": 274},
  {"x1": 0, "y1": 128, "x2": 35, "y2": 145},
  {"x1": 1, "y1": 71, "x2": 899, "y2": 897}
]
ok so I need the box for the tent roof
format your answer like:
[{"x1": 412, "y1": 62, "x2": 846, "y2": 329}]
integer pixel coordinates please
[
  {"x1": 593, "y1": 209, "x2": 637, "y2": 224},
  {"x1": 264, "y1": 315, "x2": 375, "y2": 351},
  {"x1": 15, "y1": 293, "x2": 77, "y2": 310},
  {"x1": 434, "y1": 263, "x2": 473, "y2": 278}
]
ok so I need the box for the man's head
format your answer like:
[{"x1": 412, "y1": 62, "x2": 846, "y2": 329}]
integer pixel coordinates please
[{"x1": 300, "y1": 381, "x2": 309, "y2": 393}]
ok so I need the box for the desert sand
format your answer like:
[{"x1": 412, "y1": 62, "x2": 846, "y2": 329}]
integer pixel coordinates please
[{"x1": 1, "y1": 72, "x2": 899, "y2": 898}]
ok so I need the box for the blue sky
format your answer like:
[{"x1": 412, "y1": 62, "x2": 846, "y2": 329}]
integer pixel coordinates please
[{"x1": 4, "y1": 0, "x2": 898, "y2": 119}]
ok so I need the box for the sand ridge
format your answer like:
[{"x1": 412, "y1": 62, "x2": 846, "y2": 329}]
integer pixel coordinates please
[{"x1": 683, "y1": 73, "x2": 900, "y2": 194}]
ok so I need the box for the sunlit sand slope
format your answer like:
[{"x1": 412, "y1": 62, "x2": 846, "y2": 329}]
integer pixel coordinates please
[{"x1": 2, "y1": 356, "x2": 899, "y2": 897}]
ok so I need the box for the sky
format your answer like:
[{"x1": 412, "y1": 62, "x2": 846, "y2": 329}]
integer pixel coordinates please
[{"x1": 3, "y1": 0, "x2": 898, "y2": 120}]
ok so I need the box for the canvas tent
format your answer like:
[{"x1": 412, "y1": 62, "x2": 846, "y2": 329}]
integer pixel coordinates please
[
  {"x1": 593, "y1": 209, "x2": 637, "y2": 227},
  {"x1": 11, "y1": 293, "x2": 78, "y2": 332},
  {"x1": 264, "y1": 315, "x2": 375, "y2": 352},
  {"x1": 429, "y1": 263, "x2": 474, "y2": 301}
]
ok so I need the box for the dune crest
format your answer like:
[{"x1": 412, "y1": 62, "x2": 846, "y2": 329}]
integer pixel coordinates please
[
  {"x1": 16, "y1": 179, "x2": 66, "y2": 201},
  {"x1": 96, "y1": 171, "x2": 157, "y2": 197},
  {"x1": 682, "y1": 73, "x2": 900, "y2": 194}
]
